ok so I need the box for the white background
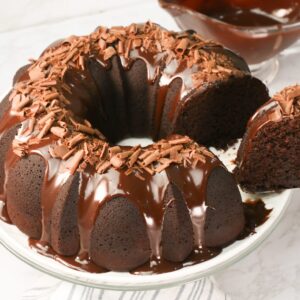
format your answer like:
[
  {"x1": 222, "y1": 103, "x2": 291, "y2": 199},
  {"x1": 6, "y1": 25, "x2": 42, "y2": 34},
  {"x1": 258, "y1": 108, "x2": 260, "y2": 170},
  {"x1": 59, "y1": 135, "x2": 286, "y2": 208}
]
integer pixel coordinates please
[{"x1": 0, "y1": 1, "x2": 300, "y2": 299}]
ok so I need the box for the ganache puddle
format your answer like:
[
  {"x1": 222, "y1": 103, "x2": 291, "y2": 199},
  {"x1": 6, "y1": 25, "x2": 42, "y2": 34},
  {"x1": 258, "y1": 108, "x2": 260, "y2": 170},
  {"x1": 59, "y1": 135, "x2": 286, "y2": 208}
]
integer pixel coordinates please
[
  {"x1": 9, "y1": 198, "x2": 272, "y2": 275},
  {"x1": 29, "y1": 238, "x2": 221, "y2": 275},
  {"x1": 239, "y1": 198, "x2": 272, "y2": 240},
  {"x1": 131, "y1": 247, "x2": 221, "y2": 275},
  {"x1": 29, "y1": 239, "x2": 107, "y2": 274}
]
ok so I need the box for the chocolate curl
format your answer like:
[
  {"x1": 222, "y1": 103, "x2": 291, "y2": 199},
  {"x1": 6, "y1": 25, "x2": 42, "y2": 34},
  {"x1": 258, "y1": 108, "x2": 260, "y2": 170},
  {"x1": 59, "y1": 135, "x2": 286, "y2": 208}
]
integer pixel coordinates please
[
  {"x1": 103, "y1": 46, "x2": 116, "y2": 61},
  {"x1": 11, "y1": 94, "x2": 32, "y2": 111}
]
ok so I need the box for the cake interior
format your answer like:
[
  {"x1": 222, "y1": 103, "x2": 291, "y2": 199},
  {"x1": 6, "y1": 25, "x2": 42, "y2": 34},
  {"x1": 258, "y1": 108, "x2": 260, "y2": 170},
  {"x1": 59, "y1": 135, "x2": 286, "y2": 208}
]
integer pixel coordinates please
[
  {"x1": 171, "y1": 76, "x2": 269, "y2": 147},
  {"x1": 236, "y1": 116, "x2": 300, "y2": 191}
]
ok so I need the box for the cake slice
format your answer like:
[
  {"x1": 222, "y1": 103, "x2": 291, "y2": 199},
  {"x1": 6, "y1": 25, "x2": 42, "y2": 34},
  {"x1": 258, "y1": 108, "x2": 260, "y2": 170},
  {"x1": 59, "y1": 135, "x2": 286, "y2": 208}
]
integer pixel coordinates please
[{"x1": 235, "y1": 85, "x2": 300, "y2": 192}]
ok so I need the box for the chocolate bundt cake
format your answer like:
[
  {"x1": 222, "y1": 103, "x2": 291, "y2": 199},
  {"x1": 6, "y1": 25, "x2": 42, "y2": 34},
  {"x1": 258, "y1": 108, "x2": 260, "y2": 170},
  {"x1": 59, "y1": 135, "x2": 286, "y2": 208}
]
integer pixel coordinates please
[
  {"x1": 0, "y1": 22, "x2": 268, "y2": 272},
  {"x1": 235, "y1": 85, "x2": 300, "y2": 193}
]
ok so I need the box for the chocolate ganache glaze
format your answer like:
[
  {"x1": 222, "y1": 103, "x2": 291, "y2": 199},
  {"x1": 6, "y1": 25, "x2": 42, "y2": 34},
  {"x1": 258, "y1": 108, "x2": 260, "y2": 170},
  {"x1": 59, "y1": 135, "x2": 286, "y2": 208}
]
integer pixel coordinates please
[{"x1": 0, "y1": 22, "x2": 268, "y2": 273}]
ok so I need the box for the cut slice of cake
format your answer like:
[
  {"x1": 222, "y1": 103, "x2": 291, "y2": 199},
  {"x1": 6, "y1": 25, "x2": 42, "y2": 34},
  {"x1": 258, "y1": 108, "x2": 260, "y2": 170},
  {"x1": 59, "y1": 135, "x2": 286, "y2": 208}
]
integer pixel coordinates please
[{"x1": 235, "y1": 85, "x2": 300, "y2": 192}]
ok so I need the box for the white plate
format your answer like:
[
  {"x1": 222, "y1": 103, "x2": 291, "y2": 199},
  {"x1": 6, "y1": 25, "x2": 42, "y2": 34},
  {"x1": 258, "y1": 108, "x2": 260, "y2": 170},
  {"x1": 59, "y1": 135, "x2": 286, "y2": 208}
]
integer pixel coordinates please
[{"x1": 0, "y1": 139, "x2": 292, "y2": 290}]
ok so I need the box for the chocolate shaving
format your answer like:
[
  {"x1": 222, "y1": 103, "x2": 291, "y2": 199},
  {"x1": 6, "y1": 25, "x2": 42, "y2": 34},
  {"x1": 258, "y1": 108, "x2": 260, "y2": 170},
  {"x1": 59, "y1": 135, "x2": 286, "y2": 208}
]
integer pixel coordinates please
[
  {"x1": 79, "y1": 56, "x2": 85, "y2": 70},
  {"x1": 67, "y1": 133, "x2": 86, "y2": 148},
  {"x1": 28, "y1": 66, "x2": 45, "y2": 81},
  {"x1": 117, "y1": 150, "x2": 134, "y2": 159},
  {"x1": 176, "y1": 38, "x2": 189, "y2": 53},
  {"x1": 132, "y1": 38, "x2": 142, "y2": 49},
  {"x1": 12, "y1": 140, "x2": 29, "y2": 157},
  {"x1": 62, "y1": 148, "x2": 76, "y2": 160},
  {"x1": 99, "y1": 38, "x2": 106, "y2": 50},
  {"x1": 169, "y1": 136, "x2": 191, "y2": 145},
  {"x1": 161, "y1": 145, "x2": 183, "y2": 157},
  {"x1": 50, "y1": 126, "x2": 68, "y2": 138},
  {"x1": 142, "y1": 150, "x2": 160, "y2": 167},
  {"x1": 11, "y1": 94, "x2": 32, "y2": 111},
  {"x1": 139, "y1": 150, "x2": 154, "y2": 160},
  {"x1": 49, "y1": 144, "x2": 69, "y2": 158},
  {"x1": 109, "y1": 146, "x2": 121, "y2": 157},
  {"x1": 110, "y1": 155, "x2": 124, "y2": 169},
  {"x1": 128, "y1": 148, "x2": 141, "y2": 167},
  {"x1": 37, "y1": 118, "x2": 55, "y2": 139},
  {"x1": 100, "y1": 143, "x2": 108, "y2": 159},
  {"x1": 38, "y1": 112, "x2": 56, "y2": 125},
  {"x1": 274, "y1": 85, "x2": 300, "y2": 115},
  {"x1": 103, "y1": 46, "x2": 116, "y2": 61},
  {"x1": 75, "y1": 123, "x2": 97, "y2": 135},
  {"x1": 117, "y1": 40, "x2": 125, "y2": 54},
  {"x1": 40, "y1": 80, "x2": 57, "y2": 87}
]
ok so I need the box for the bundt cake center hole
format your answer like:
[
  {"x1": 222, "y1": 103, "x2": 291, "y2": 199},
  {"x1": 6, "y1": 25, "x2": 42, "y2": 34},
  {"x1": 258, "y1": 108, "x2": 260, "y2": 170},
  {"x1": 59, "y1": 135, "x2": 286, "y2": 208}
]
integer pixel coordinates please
[
  {"x1": 63, "y1": 58, "x2": 158, "y2": 145},
  {"x1": 118, "y1": 137, "x2": 153, "y2": 147}
]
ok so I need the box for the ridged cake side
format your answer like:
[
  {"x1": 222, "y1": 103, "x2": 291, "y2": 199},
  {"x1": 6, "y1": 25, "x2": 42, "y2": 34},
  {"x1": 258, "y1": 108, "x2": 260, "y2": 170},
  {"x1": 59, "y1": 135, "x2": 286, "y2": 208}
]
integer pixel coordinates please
[{"x1": 2, "y1": 144, "x2": 245, "y2": 271}]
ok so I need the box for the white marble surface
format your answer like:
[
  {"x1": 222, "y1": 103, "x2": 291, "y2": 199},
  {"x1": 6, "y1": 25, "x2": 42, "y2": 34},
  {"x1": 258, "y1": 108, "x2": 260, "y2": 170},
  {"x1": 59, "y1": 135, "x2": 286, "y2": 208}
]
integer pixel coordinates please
[
  {"x1": 0, "y1": 0, "x2": 152, "y2": 33},
  {"x1": 215, "y1": 190, "x2": 300, "y2": 300},
  {"x1": 0, "y1": 1, "x2": 300, "y2": 299}
]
